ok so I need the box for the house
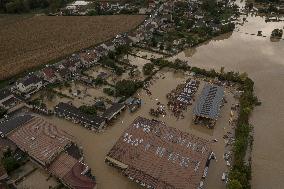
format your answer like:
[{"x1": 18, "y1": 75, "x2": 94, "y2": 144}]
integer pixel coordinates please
[
  {"x1": 102, "y1": 41, "x2": 116, "y2": 52},
  {"x1": 0, "y1": 89, "x2": 17, "y2": 109},
  {"x1": 54, "y1": 102, "x2": 106, "y2": 130},
  {"x1": 79, "y1": 50, "x2": 99, "y2": 67},
  {"x1": 97, "y1": 72, "x2": 110, "y2": 80},
  {"x1": 124, "y1": 97, "x2": 142, "y2": 113},
  {"x1": 48, "y1": 152, "x2": 97, "y2": 189},
  {"x1": 62, "y1": 61, "x2": 79, "y2": 73},
  {"x1": 56, "y1": 68, "x2": 72, "y2": 81},
  {"x1": 41, "y1": 67, "x2": 57, "y2": 83},
  {"x1": 95, "y1": 45, "x2": 108, "y2": 57},
  {"x1": 102, "y1": 103, "x2": 126, "y2": 121},
  {"x1": 16, "y1": 75, "x2": 43, "y2": 95}
]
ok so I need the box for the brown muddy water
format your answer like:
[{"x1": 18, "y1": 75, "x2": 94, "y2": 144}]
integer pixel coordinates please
[
  {"x1": 44, "y1": 69, "x2": 238, "y2": 189},
  {"x1": 39, "y1": 3, "x2": 283, "y2": 189},
  {"x1": 169, "y1": 7, "x2": 284, "y2": 189}
]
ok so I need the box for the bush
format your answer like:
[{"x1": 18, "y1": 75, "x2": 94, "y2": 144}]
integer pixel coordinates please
[
  {"x1": 271, "y1": 29, "x2": 283, "y2": 38},
  {"x1": 79, "y1": 105, "x2": 97, "y2": 116},
  {"x1": 103, "y1": 87, "x2": 115, "y2": 96},
  {"x1": 143, "y1": 63, "x2": 155, "y2": 75},
  {"x1": 114, "y1": 79, "x2": 143, "y2": 97}
]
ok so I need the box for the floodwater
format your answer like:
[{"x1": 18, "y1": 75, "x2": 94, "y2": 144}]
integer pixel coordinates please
[
  {"x1": 40, "y1": 2, "x2": 283, "y2": 188},
  {"x1": 44, "y1": 69, "x2": 238, "y2": 189},
  {"x1": 170, "y1": 5, "x2": 284, "y2": 189}
]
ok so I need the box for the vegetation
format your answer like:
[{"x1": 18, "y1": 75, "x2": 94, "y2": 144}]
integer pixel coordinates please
[
  {"x1": 114, "y1": 79, "x2": 143, "y2": 97},
  {"x1": 1, "y1": 148, "x2": 26, "y2": 173},
  {"x1": 142, "y1": 63, "x2": 155, "y2": 75},
  {"x1": 271, "y1": 29, "x2": 283, "y2": 38},
  {"x1": 79, "y1": 105, "x2": 97, "y2": 116},
  {"x1": 103, "y1": 87, "x2": 115, "y2": 96},
  {"x1": 93, "y1": 77, "x2": 105, "y2": 86},
  {"x1": 0, "y1": 0, "x2": 72, "y2": 13},
  {"x1": 152, "y1": 58, "x2": 189, "y2": 71},
  {"x1": 100, "y1": 45, "x2": 132, "y2": 75}
]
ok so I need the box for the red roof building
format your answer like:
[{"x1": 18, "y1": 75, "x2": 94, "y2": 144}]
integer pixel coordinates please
[{"x1": 106, "y1": 117, "x2": 212, "y2": 189}]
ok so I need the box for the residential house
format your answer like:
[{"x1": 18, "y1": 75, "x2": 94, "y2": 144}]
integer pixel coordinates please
[
  {"x1": 102, "y1": 41, "x2": 116, "y2": 52},
  {"x1": 79, "y1": 50, "x2": 99, "y2": 67},
  {"x1": 41, "y1": 67, "x2": 57, "y2": 83},
  {"x1": 54, "y1": 102, "x2": 106, "y2": 130},
  {"x1": 16, "y1": 75, "x2": 43, "y2": 95},
  {"x1": 56, "y1": 68, "x2": 72, "y2": 81}
]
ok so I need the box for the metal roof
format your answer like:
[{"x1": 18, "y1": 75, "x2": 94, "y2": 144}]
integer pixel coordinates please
[
  {"x1": 54, "y1": 102, "x2": 105, "y2": 129},
  {"x1": 0, "y1": 114, "x2": 33, "y2": 136},
  {"x1": 193, "y1": 84, "x2": 224, "y2": 120}
]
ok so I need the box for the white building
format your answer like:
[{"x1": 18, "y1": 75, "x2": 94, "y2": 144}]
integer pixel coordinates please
[{"x1": 16, "y1": 75, "x2": 43, "y2": 94}]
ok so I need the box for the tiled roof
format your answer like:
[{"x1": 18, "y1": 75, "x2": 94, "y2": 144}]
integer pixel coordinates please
[
  {"x1": 106, "y1": 117, "x2": 212, "y2": 189},
  {"x1": 63, "y1": 162, "x2": 96, "y2": 189},
  {"x1": 49, "y1": 152, "x2": 96, "y2": 189},
  {"x1": 8, "y1": 117, "x2": 72, "y2": 166},
  {"x1": 42, "y1": 67, "x2": 56, "y2": 79}
]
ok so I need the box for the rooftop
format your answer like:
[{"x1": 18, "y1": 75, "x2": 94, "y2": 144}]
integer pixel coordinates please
[
  {"x1": 8, "y1": 117, "x2": 72, "y2": 166},
  {"x1": 19, "y1": 75, "x2": 42, "y2": 87},
  {"x1": 0, "y1": 115, "x2": 33, "y2": 136},
  {"x1": 193, "y1": 84, "x2": 224, "y2": 120},
  {"x1": 0, "y1": 89, "x2": 12, "y2": 101},
  {"x1": 49, "y1": 152, "x2": 96, "y2": 189},
  {"x1": 54, "y1": 102, "x2": 105, "y2": 129},
  {"x1": 102, "y1": 103, "x2": 125, "y2": 120},
  {"x1": 106, "y1": 117, "x2": 212, "y2": 189}
]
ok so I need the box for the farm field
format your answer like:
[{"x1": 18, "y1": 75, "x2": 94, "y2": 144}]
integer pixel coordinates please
[{"x1": 0, "y1": 15, "x2": 145, "y2": 80}]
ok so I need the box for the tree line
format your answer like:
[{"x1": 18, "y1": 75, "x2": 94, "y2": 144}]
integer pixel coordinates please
[{"x1": 0, "y1": 0, "x2": 72, "y2": 13}]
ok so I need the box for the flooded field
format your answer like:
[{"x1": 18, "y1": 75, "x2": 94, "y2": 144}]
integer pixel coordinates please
[
  {"x1": 17, "y1": 169, "x2": 58, "y2": 189},
  {"x1": 44, "y1": 68, "x2": 238, "y2": 189},
  {"x1": 169, "y1": 4, "x2": 284, "y2": 189}
]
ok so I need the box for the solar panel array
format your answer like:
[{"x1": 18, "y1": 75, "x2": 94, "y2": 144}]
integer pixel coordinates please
[{"x1": 193, "y1": 84, "x2": 224, "y2": 120}]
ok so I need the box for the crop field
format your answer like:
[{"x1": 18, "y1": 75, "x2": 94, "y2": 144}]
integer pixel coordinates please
[{"x1": 0, "y1": 15, "x2": 145, "y2": 80}]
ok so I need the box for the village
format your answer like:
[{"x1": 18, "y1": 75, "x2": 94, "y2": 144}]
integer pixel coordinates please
[{"x1": 0, "y1": 0, "x2": 260, "y2": 189}]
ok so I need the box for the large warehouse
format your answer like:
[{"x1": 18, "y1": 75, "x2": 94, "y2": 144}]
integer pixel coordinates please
[
  {"x1": 193, "y1": 84, "x2": 225, "y2": 128},
  {"x1": 106, "y1": 117, "x2": 212, "y2": 189}
]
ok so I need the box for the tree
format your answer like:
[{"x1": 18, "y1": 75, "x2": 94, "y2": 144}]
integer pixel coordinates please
[
  {"x1": 220, "y1": 66, "x2": 225, "y2": 74},
  {"x1": 227, "y1": 179, "x2": 242, "y2": 189},
  {"x1": 115, "y1": 80, "x2": 143, "y2": 97},
  {"x1": 143, "y1": 63, "x2": 155, "y2": 75},
  {"x1": 79, "y1": 105, "x2": 97, "y2": 116}
]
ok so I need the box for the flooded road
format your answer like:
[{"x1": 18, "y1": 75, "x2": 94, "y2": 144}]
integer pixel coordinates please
[{"x1": 171, "y1": 11, "x2": 284, "y2": 189}]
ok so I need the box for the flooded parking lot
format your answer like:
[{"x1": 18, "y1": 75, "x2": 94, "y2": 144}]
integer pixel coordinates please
[
  {"x1": 169, "y1": 3, "x2": 284, "y2": 188},
  {"x1": 44, "y1": 68, "x2": 238, "y2": 189}
]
